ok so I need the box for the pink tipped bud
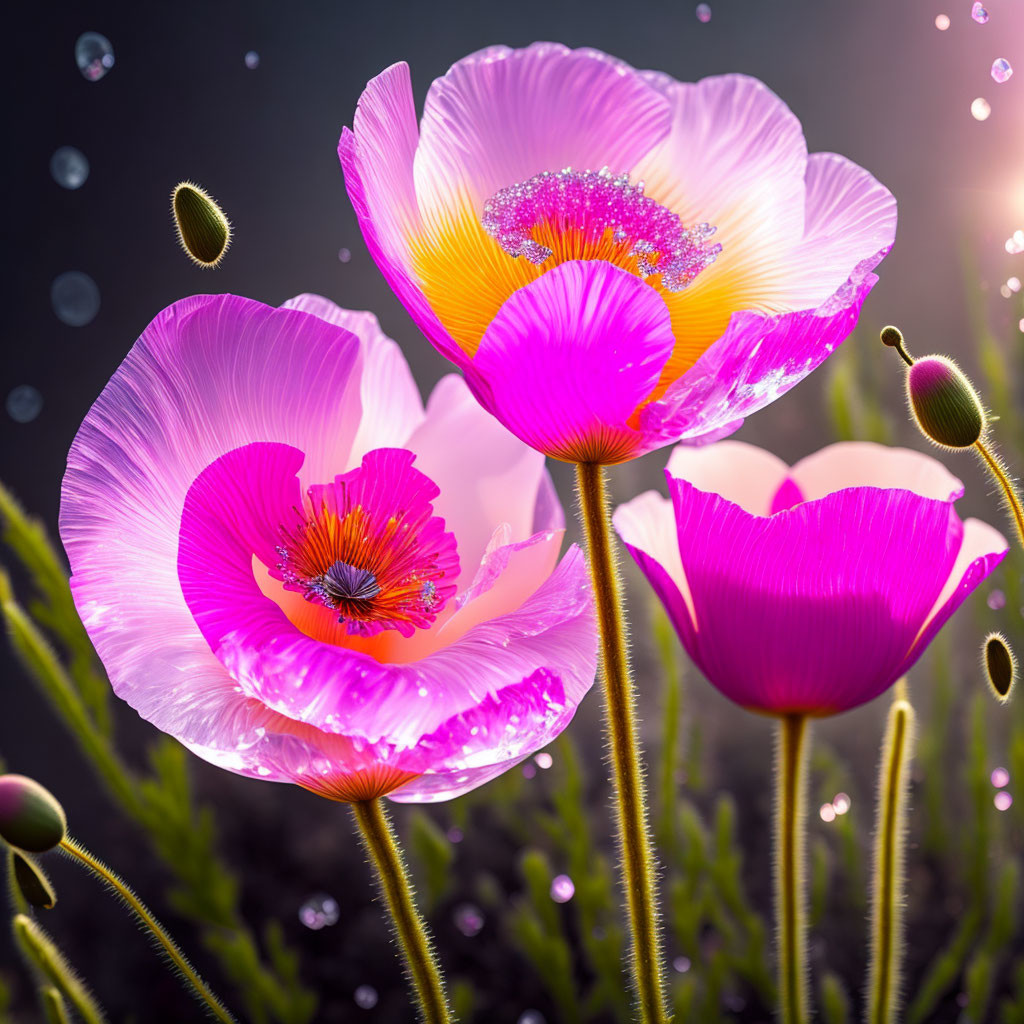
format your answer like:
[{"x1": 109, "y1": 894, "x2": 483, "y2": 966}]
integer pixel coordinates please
[
  {"x1": 907, "y1": 355, "x2": 986, "y2": 449},
  {"x1": 0, "y1": 775, "x2": 66, "y2": 852}
]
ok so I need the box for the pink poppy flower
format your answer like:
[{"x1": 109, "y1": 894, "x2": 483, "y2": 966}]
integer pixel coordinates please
[
  {"x1": 59, "y1": 293, "x2": 596, "y2": 803},
  {"x1": 614, "y1": 441, "x2": 1007, "y2": 714},
  {"x1": 339, "y1": 42, "x2": 897, "y2": 464}
]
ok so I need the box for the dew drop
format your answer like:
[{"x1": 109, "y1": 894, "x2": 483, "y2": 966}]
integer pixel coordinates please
[
  {"x1": 988, "y1": 589, "x2": 1006, "y2": 610},
  {"x1": 832, "y1": 792, "x2": 851, "y2": 816},
  {"x1": 244, "y1": 50, "x2": 260, "y2": 69},
  {"x1": 550, "y1": 874, "x2": 575, "y2": 903},
  {"x1": 298, "y1": 893, "x2": 340, "y2": 930},
  {"x1": 1006, "y1": 230, "x2": 1024, "y2": 254},
  {"x1": 695, "y1": 3, "x2": 712, "y2": 21},
  {"x1": 992, "y1": 58, "x2": 1013, "y2": 83},
  {"x1": 971, "y1": 2, "x2": 989, "y2": 23},
  {"x1": 354, "y1": 985, "x2": 378, "y2": 1009},
  {"x1": 1008, "y1": 277, "x2": 1021, "y2": 293},
  {"x1": 1018, "y1": 318, "x2": 1024, "y2": 333},
  {"x1": 50, "y1": 147, "x2": 89, "y2": 190},
  {"x1": 673, "y1": 955, "x2": 692, "y2": 973},
  {"x1": 819, "y1": 803, "x2": 837, "y2": 823},
  {"x1": 338, "y1": 247, "x2": 352, "y2": 263},
  {"x1": 534, "y1": 752, "x2": 553, "y2": 770},
  {"x1": 453, "y1": 902, "x2": 484, "y2": 937},
  {"x1": 522, "y1": 762, "x2": 537, "y2": 779},
  {"x1": 995, "y1": 790, "x2": 1013, "y2": 811},
  {"x1": 6, "y1": 386, "x2": 42, "y2": 424},
  {"x1": 517, "y1": 1012, "x2": 546, "y2": 1024},
  {"x1": 935, "y1": 13, "x2": 950, "y2": 29},
  {"x1": 51, "y1": 272, "x2": 100, "y2": 327},
  {"x1": 991, "y1": 766, "x2": 1010, "y2": 788},
  {"x1": 75, "y1": 33, "x2": 115, "y2": 81},
  {"x1": 446, "y1": 826, "x2": 463, "y2": 844},
  {"x1": 971, "y1": 97, "x2": 992, "y2": 121}
]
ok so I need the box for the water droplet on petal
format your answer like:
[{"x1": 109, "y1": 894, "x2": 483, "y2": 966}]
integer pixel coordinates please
[
  {"x1": 298, "y1": 893, "x2": 340, "y2": 930},
  {"x1": 819, "y1": 803, "x2": 837, "y2": 823},
  {"x1": 832, "y1": 792, "x2": 851, "y2": 815},
  {"x1": 338, "y1": 247, "x2": 352, "y2": 263},
  {"x1": 971, "y1": 97, "x2": 992, "y2": 121},
  {"x1": 534, "y1": 752, "x2": 553, "y2": 769},
  {"x1": 971, "y1": 2, "x2": 989, "y2": 23},
  {"x1": 453, "y1": 902, "x2": 484, "y2": 937},
  {"x1": 50, "y1": 147, "x2": 89, "y2": 190},
  {"x1": 550, "y1": 874, "x2": 575, "y2": 903},
  {"x1": 991, "y1": 767, "x2": 1010, "y2": 788},
  {"x1": 1008, "y1": 277, "x2": 1021, "y2": 293},
  {"x1": 673, "y1": 955, "x2": 692, "y2": 973},
  {"x1": 244, "y1": 50, "x2": 260, "y2": 69},
  {"x1": 75, "y1": 33, "x2": 115, "y2": 81},
  {"x1": 935, "y1": 13, "x2": 950, "y2": 29},
  {"x1": 991, "y1": 58, "x2": 1013, "y2": 83},
  {"x1": 354, "y1": 985, "x2": 378, "y2": 1009},
  {"x1": 995, "y1": 791, "x2": 1013, "y2": 811},
  {"x1": 988, "y1": 589, "x2": 1006, "y2": 610},
  {"x1": 51, "y1": 272, "x2": 100, "y2": 326},
  {"x1": 6, "y1": 386, "x2": 42, "y2": 424}
]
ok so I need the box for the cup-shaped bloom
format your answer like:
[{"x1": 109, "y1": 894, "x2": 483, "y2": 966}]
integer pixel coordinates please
[
  {"x1": 60, "y1": 293, "x2": 596, "y2": 802},
  {"x1": 340, "y1": 42, "x2": 897, "y2": 464},
  {"x1": 614, "y1": 441, "x2": 1007, "y2": 714}
]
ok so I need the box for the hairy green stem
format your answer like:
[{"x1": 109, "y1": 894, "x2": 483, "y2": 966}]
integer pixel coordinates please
[
  {"x1": 58, "y1": 838, "x2": 236, "y2": 1023},
  {"x1": 774, "y1": 714, "x2": 810, "y2": 1024},
  {"x1": 974, "y1": 440, "x2": 1024, "y2": 553},
  {"x1": 576, "y1": 461, "x2": 669, "y2": 1024},
  {"x1": 12, "y1": 914, "x2": 107, "y2": 1024},
  {"x1": 867, "y1": 698, "x2": 915, "y2": 1024},
  {"x1": 351, "y1": 799, "x2": 451, "y2": 1024}
]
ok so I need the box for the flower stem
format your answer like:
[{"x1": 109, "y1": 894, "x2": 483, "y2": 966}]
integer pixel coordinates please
[
  {"x1": 973, "y1": 440, "x2": 1024, "y2": 551},
  {"x1": 867, "y1": 697, "x2": 916, "y2": 1024},
  {"x1": 350, "y1": 798, "x2": 452, "y2": 1024},
  {"x1": 57, "y1": 838, "x2": 236, "y2": 1024},
  {"x1": 774, "y1": 713, "x2": 810, "y2": 1024},
  {"x1": 576, "y1": 461, "x2": 669, "y2": 1024}
]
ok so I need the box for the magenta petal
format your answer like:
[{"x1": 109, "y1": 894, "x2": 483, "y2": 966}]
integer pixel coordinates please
[
  {"x1": 414, "y1": 42, "x2": 670, "y2": 218},
  {"x1": 468, "y1": 261, "x2": 676, "y2": 463},
  {"x1": 281, "y1": 293, "x2": 426, "y2": 455},
  {"x1": 666, "y1": 479, "x2": 973, "y2": 714},
  {"x1": 340, "y1": 126, "x2": 465, "y2": 367},
  {"x1": 642, "y1": 267, "x2": 880, "y2": 445}
]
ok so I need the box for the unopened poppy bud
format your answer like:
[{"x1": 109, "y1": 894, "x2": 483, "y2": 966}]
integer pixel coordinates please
[
  {"x1": 11, "y1": 849, "x2": 57, "y2": 909},
  {"x1": 0, "y1": 775, "x2": 66, "y2": 852},
  {"x1": 983, "y1": 632, "x2": 1016, "y2": 703},
  {"x1": 906, "y1": 355, "x2": 986, "y2": 449},
  {"x1": 172, "y1": 182, "x2": 231, "y2": 268}
]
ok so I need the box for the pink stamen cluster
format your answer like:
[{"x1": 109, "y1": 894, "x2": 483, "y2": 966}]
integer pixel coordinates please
[{"x1": 482, "y1": 167, "x2": 722, "y2": 292}]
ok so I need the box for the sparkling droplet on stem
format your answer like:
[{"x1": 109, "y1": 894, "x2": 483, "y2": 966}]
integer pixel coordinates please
[{"x1": 75, "y1": 32, "x2": 115, "y2": 81}]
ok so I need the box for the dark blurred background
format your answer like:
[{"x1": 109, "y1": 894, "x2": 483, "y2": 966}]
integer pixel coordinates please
[{"x1": 3, "y1": 0, "x2": 1024, "y2": 1020}]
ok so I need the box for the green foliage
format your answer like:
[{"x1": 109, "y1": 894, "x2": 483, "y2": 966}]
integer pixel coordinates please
[
  {"x1": 820, "y1": 971, "x2": 851, "y2": 1024},
  {"x1": 408, "y1": 810, "x2": 455, "y2": 912}
]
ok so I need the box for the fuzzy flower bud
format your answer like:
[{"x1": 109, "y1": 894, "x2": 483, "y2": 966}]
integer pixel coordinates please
[
  {"x1": 172, "y1": 182, "x2": 231, "y2": 268},
  {"x1": 906, "y1": 355, "x2": 986, "y2": 449},
  {"x1": 0, "y1": 775, "x2": 66, "y2": 852},
  {"x1": 983, "y1": 632, "x2": 1016, "y2": 703}
]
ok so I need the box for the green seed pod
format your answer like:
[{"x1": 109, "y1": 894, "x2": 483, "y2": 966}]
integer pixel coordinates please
[
  {"x1": 0, "y1": 775, "x2": 66, "y2": 852},
  {"x1": 11, "y1": 849, "x2": 57, "y2": 909},
  {"x1": 172, "y1": 182, "x2": 231, "y2": 267},
  {"x1": 983, "y1": 632, "x2": 1016, "y2": 703},
  {"x1": 906, "y1": 355, "x2": 986, "y2": 449}
]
